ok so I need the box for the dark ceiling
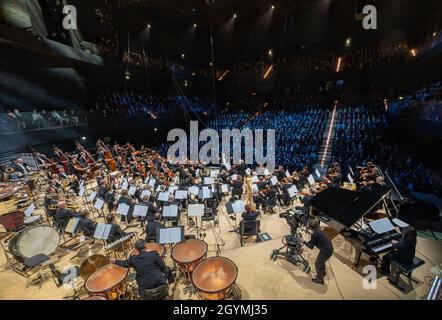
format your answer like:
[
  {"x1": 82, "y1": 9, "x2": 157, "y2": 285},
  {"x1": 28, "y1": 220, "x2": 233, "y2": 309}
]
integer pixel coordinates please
[{"x1": 71, "y1": 0, "x2": 442, "y2": 66}]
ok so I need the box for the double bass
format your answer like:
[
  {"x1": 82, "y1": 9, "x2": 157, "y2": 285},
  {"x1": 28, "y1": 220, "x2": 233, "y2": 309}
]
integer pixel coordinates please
[
  {"x1": 53, "y1": 146, "x2": 70, "y2": 172},
  {"x1": 97, "y1": 140, "x2": 117, "y2": 172}
]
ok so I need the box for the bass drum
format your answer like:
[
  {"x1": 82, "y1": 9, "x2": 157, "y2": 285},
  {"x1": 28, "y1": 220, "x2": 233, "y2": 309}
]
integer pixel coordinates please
[{"x1": 9, "y1": 225, "x2": 60, "y2": 260}]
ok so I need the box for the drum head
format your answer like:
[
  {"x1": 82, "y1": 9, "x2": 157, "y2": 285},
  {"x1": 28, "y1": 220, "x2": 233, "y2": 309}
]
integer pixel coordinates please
[
  {"x1": 85, "y1": 264, "x2": 128, "y2": 294},
  {"x1": 172, "y1": 239, "x2": 207, "y2": 264},
  {"x1": 17, "y1": 225, "x2": 60, "y2": 259},
  {"x1": 82, "y1": 295, "x2": 107, "y2": 300},
  {"x1": 145, "y1": 243, "x2": 164, "y2": 256},
  {"x1": 80, "y1": 255, "x2": 109, "y2": 280},
  {"x1": 192, "y1": 257, "x2": 238, "y2": 294}
]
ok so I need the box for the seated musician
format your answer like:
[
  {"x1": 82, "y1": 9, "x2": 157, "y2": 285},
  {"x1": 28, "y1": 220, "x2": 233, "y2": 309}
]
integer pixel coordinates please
[
  {"x1": 110, "y1": 239, "x2": 169, "y2": 297},
  {"x1": 380, "y1": 226, "x2": 417, "y2": 275},
  {"x1": 54, "y1": 202, "x2": 95, "y2": 235},
  {"x1": 146, "y1": 212, "x2": 164, "y2": 242},
  {"x1": 106, "y1": 214, "x2": 126, "y2": 243},
  {"x1": 118, "y1": 189, "x2": 134, "y2": 224},
  {"x1": 139, "y1": 195, "x2": 159, "y2": 222},
  {"x1": 12, "y1": 158, "x2": 32, "y2": 177},
  {"x1": 241, "y1": 204, "x2": 260, "y2": 233}
]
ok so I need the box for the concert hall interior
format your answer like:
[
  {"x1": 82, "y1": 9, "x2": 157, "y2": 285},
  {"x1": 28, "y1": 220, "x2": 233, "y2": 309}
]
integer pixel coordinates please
[{"x1": 1, "y1": 0, "x2": 442, "y2": 301}]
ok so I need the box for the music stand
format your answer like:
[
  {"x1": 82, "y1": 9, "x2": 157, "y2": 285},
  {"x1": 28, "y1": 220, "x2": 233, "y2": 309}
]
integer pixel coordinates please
[
  {"x1": 175, "y1": 190, "x2": 188, "y2": 200},
  {"x1": 156, "y1": 226, "x2": 184, "y2": 244},
  {"x1": 133, "y1": 204, "x2": 148, "y2": 218},
  {"x1": 93, "y1": 198, "x2": 105, "y2": 218},
  {"x1": 65, "y1": 217, "x2": 80, "y2": 235},
  {"x1": 162, "y1": 204, "x2": 179, "y2": 225},
  {"x1": 187, "y1": 204, "x2": 205, "y2": 236}
]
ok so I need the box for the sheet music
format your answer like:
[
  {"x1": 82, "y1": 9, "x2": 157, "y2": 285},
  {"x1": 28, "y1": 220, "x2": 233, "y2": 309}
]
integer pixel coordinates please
[
  {"x1": 156, "y1": 185, "x2": 165, "y2": 192},
  {"x1": 347, "y1": 173, "x2": 354, "y2": 184},
  {"x1": 199, "y1": 187, "x2": 212, "y2": 199},
  {"x1": 65, "y1": 217, "x2": 80, "y2": 234},
  {"x1": 264, "y1": 168, "x2": 270, "y2": 176},
  {"x1": 232, "y1": 200, "x2": 245, "y2": 214},
  {"x1": 168, "y1": 186, "x2": 179, "y2": 193},
  {"x1": 128, "y1": 185, "x2": 137, "y2": 196},
  {"x1": 148, "y1": 178, "x2": 156, "y2": 187},
  {"x1": 221, "y1": 184, "x2": 229, "y2": 193},
  {"x1": 175, "y1": 190, "x2": 188, "y2": 200},
  {"x1": 287, "y1": 185, "x2": 298, "y2": 198},
  {"x1": 24, "y1": 203, "x2": 35, "y2": 217},
  {"x1": 88, "y1": 191, "x2": 97, "y2": 202},
  {"x1": 204, "y1": 177, "x2": 215, "y2": 185},
  {"x1": 188, "y1": 186, "x2": 199, "y2": 195},
  {"x1": 369, "y1": 218, "x2": 396, "y2": 234},
  {"x1": 94, "y1": 198, "x2": 104, "y2": 210},
  {"x1": 133, "y1": 204, "x2": 148, "y2": 217},
  {"x1": 158, "y1": 227, "x2": 183, "y2": 244},
  {"x1": 307, "y1": 175, "x2": 315, "y2": 186},
  {"x1": 140, "y1": 189, "x2": 151, "y2": 199},
  {"x1": 210, "y1": 169, "x2": 220, "y2": 177},
  {"x1": 79, "y1": 187, "x2": 85, "y2": 197},
  {"x1": 252, "y1": 184, "x2": 259, "y2": 193},
  {"x1": 285, "y1": 170, "x2": 291, "y2": 178},
  {"x1": 270, "y1": 176, "x2": 278, "y2": 185},
  {"x1": 93, "y1": 223, "x2": 112, "y2": 240},
  {"x1": 158, "y1": 191, "x2": 170, "y2": 202},
  {"x1": 163, "y1": 204, "x2": 179, "y2": 217},
  {"x1": 315, "y1": 169, "x2": 321, "y2": 178},
  {"x1": 224, "y1": 162, "x2": 231, "y2": 171},
  {"x1": 251, "y1": 176, "x2": 259, "y2": 183},
  {"x1": 188, "y1": 204, "x2": 205, "y2": 216},
  {"x1": 195, "y1": 169, "x2": 200, "y2": 177},
  {"x1": 121, "y1": 181, "x2": 128, "y2": 190},
  {"x1": 392, "y1": 218, "x2": 409, "y2": 228},
  {"x1": 116, "y1": 203, "x2": 130, "y2": 215}
]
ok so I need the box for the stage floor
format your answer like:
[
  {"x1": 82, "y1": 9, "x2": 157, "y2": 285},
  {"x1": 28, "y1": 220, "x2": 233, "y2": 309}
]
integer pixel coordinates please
[{"x1": 0, "y1": 197, "x2": 441, "y2": 300}]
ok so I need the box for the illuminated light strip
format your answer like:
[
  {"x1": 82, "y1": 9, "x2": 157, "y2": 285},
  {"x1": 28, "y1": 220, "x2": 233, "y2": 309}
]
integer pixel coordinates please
[
  {"x1": 321, "y1": 104, "x2": 337, "y2": 167},
  {"x1": 336, "y1": 57, "x2": 342, "y2": 72},
  {"x1": 218, "y1": 70, "x2": 230, "y2": 81},
  {"x1": 263, "y1": 65, "x2": 274, "y2": 79}
]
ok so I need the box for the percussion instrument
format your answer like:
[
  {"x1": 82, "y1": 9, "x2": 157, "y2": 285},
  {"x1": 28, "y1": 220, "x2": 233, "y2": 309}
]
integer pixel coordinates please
[
  {"x1": 84, "y1": 264, "x2": 128, "y2": 300},
  {"x1": 104, "y1": 233, "x2": 137, "y2": 259},
  {"x1": 8, "y1": 225, "x2": 60, "y2": 260},
  {"x1": 80, "y1": 254, "x2": 109, "y2": 280},
  {"x1": 131, "y1": 242, "x2": 165, "y2": 258},
  {"x1": 23, "y1": 215, "x2": 42, "y2": 226},
  {"x1": 0, "y1": 211, "x2": 24, "y2": 231},
  {"x1": 171, "y1": 239, "x2": 207, "y2": 274},
  {"x1": 192, "y1": 256, "x2": 238, "y2": 300},
  {"x1": 82, "y1": 295, "x2": 107, "y2": 300}
]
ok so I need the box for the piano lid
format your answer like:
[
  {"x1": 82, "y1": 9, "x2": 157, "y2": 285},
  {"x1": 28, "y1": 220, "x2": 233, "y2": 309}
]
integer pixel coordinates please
[{"x1": 310, "y1": 185, "x2": 392, "y2": 228}]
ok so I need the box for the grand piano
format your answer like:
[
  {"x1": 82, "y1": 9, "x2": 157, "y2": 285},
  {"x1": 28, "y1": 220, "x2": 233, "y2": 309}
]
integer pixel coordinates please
[{"x1": 309, "y1": 184, "x2": 404, "y2": 265}]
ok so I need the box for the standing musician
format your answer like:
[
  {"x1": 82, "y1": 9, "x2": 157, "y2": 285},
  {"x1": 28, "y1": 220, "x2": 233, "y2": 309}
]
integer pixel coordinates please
[
  {"x1": 117, "y1": 189, "x2": 134, "y2": 224},
  {"x1": 110, "y1": 239, "x2": 169, "y2": 297}
]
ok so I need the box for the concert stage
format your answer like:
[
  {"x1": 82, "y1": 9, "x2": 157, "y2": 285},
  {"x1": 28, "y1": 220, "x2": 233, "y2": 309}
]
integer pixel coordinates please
[{"x1": 1, "y1": 200, "x2": 440, "y2": 300}]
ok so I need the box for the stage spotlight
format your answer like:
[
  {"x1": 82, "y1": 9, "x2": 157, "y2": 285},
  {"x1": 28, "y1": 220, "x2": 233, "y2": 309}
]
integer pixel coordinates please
[
  {"x1": 233, "y1": 14, "x2": 237, "y2": 19},
  {"x1": 345, "y1": 38, "x2": 351, "y2": 47},
  {"x1": 81, "y1": 136, "x2": 86, "y2": 140},
  {"x1": 193, "y1": 23, "x2": 197, "y2": 28},
  {"x1": 433, "y1": 32, "x2": 437, "y2": 37},
  {"x1": 271, "y1": 5, "x2": 275, "y2": 9},
  {"x1": 125, "y1": 75, "x2": 130, "y2": 80},
  {"x1": 147, "y1": 24, "x2": 151, "y2": 29},
  {"x1": 181, "y1": 53, "x2": 186, "y2": 59},
  {"x1": 268, "y1": 49, "x2": 273, "y2": 57},
  {"x1": 410, "y1": 49, "x2": 417, "y2": 57},
  {"x1": 209, "y1": 62, "x2": 213, "y2": 66}
]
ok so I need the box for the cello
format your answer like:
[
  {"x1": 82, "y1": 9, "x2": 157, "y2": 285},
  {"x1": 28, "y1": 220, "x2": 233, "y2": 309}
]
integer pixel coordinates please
[{"x1": 97, "y1": 139, "x2": 117, "y2": 172}]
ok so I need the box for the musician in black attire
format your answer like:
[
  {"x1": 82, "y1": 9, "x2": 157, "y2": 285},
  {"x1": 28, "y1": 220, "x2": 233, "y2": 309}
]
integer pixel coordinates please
[
  {"x1": 241, "y1": 204, "x2": 260, "y2": 233},
  {"x1": 146, "y1": 212, "x2": 164, "y2": 242},
  {"x1": 380, "y1": 226, "x2": 417, "y2": 275},
  {"x1": 118, "y1": 189, "x2": 134, "y2": 223},
  {"x1": 301, "y1": 219, "x2": 334, "y2": 285},
  {"x1": 111, "y1": 239, "x2": 168, "y2": 297},
  {"x1": 106, "y1": 214, "x2": 126, "y2": 243}
]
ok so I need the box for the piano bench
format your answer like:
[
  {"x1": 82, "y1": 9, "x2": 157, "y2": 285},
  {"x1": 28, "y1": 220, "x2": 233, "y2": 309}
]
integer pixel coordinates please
[{"x1": 388, "y1": 257, "x2": 425, "y2": 291}]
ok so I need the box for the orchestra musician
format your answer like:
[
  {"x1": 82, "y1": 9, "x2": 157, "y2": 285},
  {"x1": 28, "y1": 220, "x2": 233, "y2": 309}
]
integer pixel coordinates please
[
  {"x1": 146, "y1": 212, "x2": 164, "y2": 242},
  {"x1": 380, "y1": 226, "x2": 417, "y2": 275},
  {"x1": 117, "y1": 189, "x2": 134, "y2": 224},
  {"x1": 110, "y1": 239, "x2": 170, "y2": 297},
  {"x1": 106, "y1": 214, "x2": 127, "y2": 243},
  {"x1": 241, "y1": 204, "x2": 260, "y2": 233}
]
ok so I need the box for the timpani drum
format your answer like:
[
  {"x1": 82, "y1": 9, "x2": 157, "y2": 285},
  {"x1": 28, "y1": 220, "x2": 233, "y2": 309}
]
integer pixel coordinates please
[
  {"x1": 131, "y1": 243, "x2": 165, "y2": 258},
  {"x1": 8, "y1": 225, "x2": 60, "y2": 260},
  {"x1": 82, "y1": 295, "x2": 107, "y2": 300},
  {"x1": 171, "y1": 239, "x2": 207, "y2": 274},
  {"x1": 80, "y1": 254, "x2": 109, "y2": 280},
  {"x1": 192, "y1": 256, "x2": 238, "y2": 300},
  {"x1": 84, "y1": 264, "x2": 128, "y2": 300}
]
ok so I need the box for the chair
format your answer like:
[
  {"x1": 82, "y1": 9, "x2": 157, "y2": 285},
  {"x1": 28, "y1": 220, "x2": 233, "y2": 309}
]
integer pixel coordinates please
[
  {"x1": 142, "y1": 284, "x2": 169, "y2": 300},
  {"x1": 239, "y1": 220, "x2": 261, "y2": 247},
  {"x1": 388, "y1": 257, "x2": 425, "y2": 291},
  {"x1": 25, "y1": 254, "x2": 51, "y2": 288}
]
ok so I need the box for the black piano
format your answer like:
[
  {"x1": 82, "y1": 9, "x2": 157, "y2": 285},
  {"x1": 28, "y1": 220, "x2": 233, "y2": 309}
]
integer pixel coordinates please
[{"x1": 310, "y1": 185, "x2": 403, "y2": 265}]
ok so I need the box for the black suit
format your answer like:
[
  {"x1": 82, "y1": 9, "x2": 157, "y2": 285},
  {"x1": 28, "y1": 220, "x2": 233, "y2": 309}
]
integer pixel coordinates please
[
  {"x1": 115, "y1": 250, "x2": 167, "y2": 296},
  {"x1": 304, "y1": 229, "x2": 334, "y2": 280},
  {"x1": 108, "y1": 223, "x2": 126, "y2": 243},
  {"x1": 146, "y1": 220, "x2": 164, "y2": 241},
  {"x1": 241, "y1": 211, "x2": 260, "y2": 233},
  {"x1": 381, "y1": 237, "x2": 416, "y2": 274}
]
